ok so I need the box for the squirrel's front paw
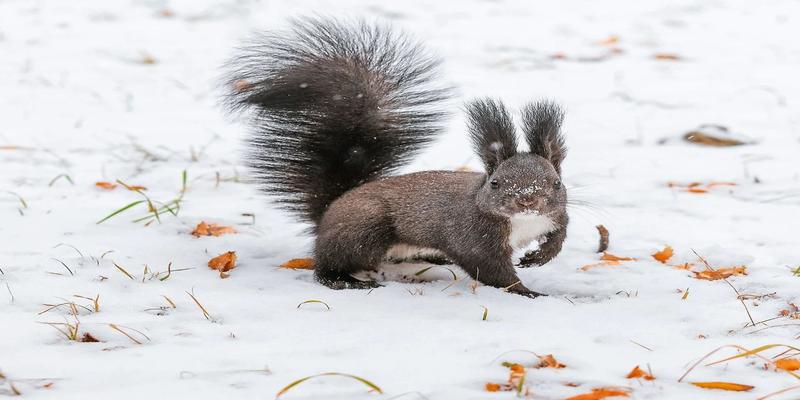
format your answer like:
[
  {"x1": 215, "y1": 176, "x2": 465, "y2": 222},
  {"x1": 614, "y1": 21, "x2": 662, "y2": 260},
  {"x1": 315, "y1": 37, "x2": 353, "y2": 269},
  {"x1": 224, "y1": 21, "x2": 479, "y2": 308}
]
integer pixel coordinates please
[{"x1": 511, "y1": 288, "x2": 546, "y2": 299}]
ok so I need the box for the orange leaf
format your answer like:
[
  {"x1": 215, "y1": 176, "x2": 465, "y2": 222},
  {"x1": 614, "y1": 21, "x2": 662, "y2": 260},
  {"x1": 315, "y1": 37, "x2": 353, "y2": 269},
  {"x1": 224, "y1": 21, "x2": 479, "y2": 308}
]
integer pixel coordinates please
[
  {"x1": 693, "y1": 266, "x2": 747, "y2": 281},
  {"x1": 775, "y1": 358, "x2": 800, "y2": 371},
  {"x1": 208, "y1": 251, "x2": 237, "y2": 278},
  {"x1": 565, "y1": 388, "x2": 630, "y2": 400},
  {"x1": 597, "y1": 35, "x2": 620, "y2": 45},
  {"x1": 779, "y1": 303, "x2": 800, "y2": 319},
  {"x1": 539, "y1": 354, "x2": 566, "y2": 369},
  {"x1": 652, "y1": 246, "x2": 673, "y2": 263},
  {"x1": 674, "y1": 263, "x2": 694, "y2": 270},
  {"x1": 280, "y1": 258, "x2": 316, "y2": 270},
  {"x1": 600, "y1": 252, "x2": 635, "y2": 262},
  {"x1": 95, "y1": 181, "x2": 118, "y2": 190},
  {"x1": 485, "y1": 383, "x2": 503, "y2": 392},
  {"x1": 191, "y1": 221, "x2": 237, "y2": 237},
  {"x1": 706, "y1": 182, "x2": 737, "y2": 189},
  {"x1": 581, "y1": 260, "x2": 621, "y2": 271},
  {"x1": 686, "y1": 187, "x2": 708, "y2": 193},
  {"x1": 654, "y1": 53, "x2": 681, "y2": 61},
  {"x1": 690, "y1": 381, "x2": 753, "y2": 391},
  {"x1": 626, "y1": 365, "x2": 655, "y2": 380},
  {"x1": 125, "y1": 185, "x2": 147, "y2": 191}
]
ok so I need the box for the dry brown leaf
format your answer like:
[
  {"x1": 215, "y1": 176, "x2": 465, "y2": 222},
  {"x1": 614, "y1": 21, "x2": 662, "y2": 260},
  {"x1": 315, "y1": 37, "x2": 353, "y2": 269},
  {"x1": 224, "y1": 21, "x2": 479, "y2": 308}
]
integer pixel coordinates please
[
  {"x1": 539, "y1": 354, "x2": 566, "y2": 369},
  {"x1": 654, "y1": 53, "x2": 681, "y2": 61},
  {"x1": 684, "y1": 129, "x2": 746, "y2": 146},
  {"x1": 597, "y1": 35, "x2": 620, "y2": 45},
  {"x1": 485, "y1": 382, "x2": 504, "y2": 392},
  {"x1": 581, "y1": 260, "x2": 621, "y2": 271},
  {"x1": 126, "y1": 185, "x2": 147, "y2": 191},
  {"x1": 95, "y1": 181, "x2": 118, "y2": 190},
  {"x1": 668, "y1": 181, "x2": 737, "y2": 194},
  {"x1": 693, "y1": 266, "x2": 747, "y2": 281},
  {"x1": 565, "y1": 387, "x2": 630, "y2": 400},
  {"x1": 626, "y1": 365, "x2": 655, "y2": 380},
  {"x1": 208, "y1": 251, "x2": 237, "y2": 278},
  {"x1": 81, "y1": 332, "x2": 101, "y2": 342},
  {"x1": 779, "y1": 303, "x2": 800, "y2": 319},
  {"x1": 690, "y1": 381, "x2": 753, "y2": 391},
  {"x1": 191, "y1": 221, "x2": 237, "y2": 237},
  {"x1": 652, "y1": 246, "x2": 674, "y2": 263},
  {"x1": 775, "y1": 358, "x2": 800, "y2": 371},
  {"x1": 600, "y1": 252, "x2": 635, "y2": 262},
  {"x1": 280, "y1": 258, "x2": 316, "y2": 270},
  {"x1": 486, "y1": 363, "x2": 526, "y2": 393}
]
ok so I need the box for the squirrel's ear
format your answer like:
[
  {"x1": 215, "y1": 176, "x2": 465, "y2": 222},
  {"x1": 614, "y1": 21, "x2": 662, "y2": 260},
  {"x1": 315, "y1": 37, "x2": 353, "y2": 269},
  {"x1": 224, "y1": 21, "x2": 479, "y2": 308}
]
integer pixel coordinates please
[
  {"x1": 465, "y1": 98, "x2": 518, "y2": 175},
  {"x1": 521, "y1": 100, "x2": 567, "y2": 175}
]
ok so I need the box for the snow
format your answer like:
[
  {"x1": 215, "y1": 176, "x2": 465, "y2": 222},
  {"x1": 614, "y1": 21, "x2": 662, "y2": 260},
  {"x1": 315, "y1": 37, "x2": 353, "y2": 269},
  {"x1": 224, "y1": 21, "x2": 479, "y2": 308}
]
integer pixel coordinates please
[{"x1": 1, "y1": 0, "x2": 800, "y2": 399}]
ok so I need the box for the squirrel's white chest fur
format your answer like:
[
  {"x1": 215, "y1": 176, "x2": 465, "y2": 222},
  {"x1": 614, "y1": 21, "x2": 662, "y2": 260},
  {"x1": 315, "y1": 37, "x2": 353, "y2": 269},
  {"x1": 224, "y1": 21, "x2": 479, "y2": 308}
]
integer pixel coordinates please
[{"x1": 508, "y1": 213, "x2": 556, "y2": 252}]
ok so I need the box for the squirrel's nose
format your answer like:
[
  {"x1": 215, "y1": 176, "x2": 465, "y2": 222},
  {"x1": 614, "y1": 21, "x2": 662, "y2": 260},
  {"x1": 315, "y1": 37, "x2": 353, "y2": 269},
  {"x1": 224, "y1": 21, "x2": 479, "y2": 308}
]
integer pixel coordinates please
[{"x1": 515, "y1": 197, "x2": 543, "y2": 209}]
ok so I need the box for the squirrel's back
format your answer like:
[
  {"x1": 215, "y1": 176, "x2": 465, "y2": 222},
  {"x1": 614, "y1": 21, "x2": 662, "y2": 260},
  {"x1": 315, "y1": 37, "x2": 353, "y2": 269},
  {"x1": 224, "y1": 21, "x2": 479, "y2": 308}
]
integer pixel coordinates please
[{"x1": 222, "y1": 17, "x2": 451, "y2": 226}]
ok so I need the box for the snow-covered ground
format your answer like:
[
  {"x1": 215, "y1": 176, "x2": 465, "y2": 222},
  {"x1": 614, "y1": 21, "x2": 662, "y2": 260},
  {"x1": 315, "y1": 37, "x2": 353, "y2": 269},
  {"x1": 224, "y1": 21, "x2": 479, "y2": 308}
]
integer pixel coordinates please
[{"x1": 1, "y1": 0, "x2": 799, "y2": 398}]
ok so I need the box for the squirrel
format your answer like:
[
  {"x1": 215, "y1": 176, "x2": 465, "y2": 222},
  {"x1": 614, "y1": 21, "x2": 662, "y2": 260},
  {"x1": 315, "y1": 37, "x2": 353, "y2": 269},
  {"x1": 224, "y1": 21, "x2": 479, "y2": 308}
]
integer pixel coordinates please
[{"x1": 223, "y1": 17, "x2": 568, "y2": 298}]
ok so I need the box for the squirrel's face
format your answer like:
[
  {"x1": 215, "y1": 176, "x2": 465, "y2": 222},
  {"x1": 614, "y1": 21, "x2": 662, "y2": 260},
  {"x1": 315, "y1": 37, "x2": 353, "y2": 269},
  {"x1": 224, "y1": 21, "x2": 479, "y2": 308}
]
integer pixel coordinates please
[{"x1": 476, "y1": 153, "x2": 566, "y2": 218}]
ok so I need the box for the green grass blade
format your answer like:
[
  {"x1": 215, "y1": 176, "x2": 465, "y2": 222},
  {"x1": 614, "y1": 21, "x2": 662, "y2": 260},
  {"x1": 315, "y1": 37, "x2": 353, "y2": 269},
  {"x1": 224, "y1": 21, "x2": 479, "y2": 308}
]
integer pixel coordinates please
[{"x1": 97, "y1": 200, "x2": 146, "y2": 224}]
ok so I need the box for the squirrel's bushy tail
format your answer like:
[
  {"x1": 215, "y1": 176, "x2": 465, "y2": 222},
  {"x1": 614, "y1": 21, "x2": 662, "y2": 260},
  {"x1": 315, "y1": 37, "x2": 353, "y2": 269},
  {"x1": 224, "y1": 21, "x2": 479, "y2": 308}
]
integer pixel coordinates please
[{"x1": 223, "y1": 17, "x2": 450, "y2": 225}]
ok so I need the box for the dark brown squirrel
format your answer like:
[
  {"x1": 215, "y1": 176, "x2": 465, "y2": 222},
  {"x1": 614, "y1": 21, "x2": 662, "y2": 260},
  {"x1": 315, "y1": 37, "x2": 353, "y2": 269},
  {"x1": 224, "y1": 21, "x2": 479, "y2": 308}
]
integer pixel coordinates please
[{"x1": 223, "y1": 17, "x2": 568, "y2": 298}]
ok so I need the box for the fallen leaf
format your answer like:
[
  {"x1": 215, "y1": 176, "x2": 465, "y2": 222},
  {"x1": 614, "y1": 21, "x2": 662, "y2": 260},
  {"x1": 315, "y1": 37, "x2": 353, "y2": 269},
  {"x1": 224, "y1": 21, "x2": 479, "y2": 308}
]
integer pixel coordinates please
[
  {"x1": 693, "y1": 266, "x2": 747, "y2": 281},
  {"x1": 581, "y1": 260, "x2": 621, "y2": 271},
  {"x1": 652, "y1": 246, "x2": 673, "y2": 263},
  {"x1": 126, "y1": 185, "x2": 147, "y2": 191},
  {"x1": 208, "y1": 251, "x2": 237, "y2": 278},
  {"x1": 654, "y1": 53, "x2": 681, "y2": 61},
  {"x1": 95, "y1": 181, "x2": 118, "y2": 190},
  {"x1": 683, "y1": 124, "x2": 750, "y2": 147},
  {"x1": 539, "y1": 354, "x2": 566, "y2": 369},
  {"x1": 191, "y1": 221, "x2": 237, "y2": 237},
  {"x1": 597, "y1": 35, "x2": 620, "y2": 45},
  {"x1": 565, "y1": 387, "x2": 630, "y2": 400},
  {"x1": 486, "y1": 363, "x2": 526, "y2": 393},
  {"x1": 626, "y1": 365, "x2": 655, "y2": 380},
  {"x1": 775, "y1": 358, "x2": 800, "y2": 371},
  {"x1": 485, "y1": 382, "x2": 504, "y2": 392},
  {"x1": 706, "y1": 182, "x2": 737, "y2": 189},
  {"x1": 141, "y1": 53, "x2": 157, "y2": 65},
  {"x1": 779, "y1": 303, "x2": 800, "y2": 319},
  {"x1": 280, "y1": 258, "x2": 315, "y2": 270},
  {"x1": 674, "y1": 263, "x2": 694, "y2": 270},
  {"x1": 690, "y1": 381, "x2": 753, "y2": 391},
  {"x1": 81, "y1": 332, "x2": 101, "y2": 342},
  {"x1": 601, "y1": 252, "x2": 635, "y2": 262}
]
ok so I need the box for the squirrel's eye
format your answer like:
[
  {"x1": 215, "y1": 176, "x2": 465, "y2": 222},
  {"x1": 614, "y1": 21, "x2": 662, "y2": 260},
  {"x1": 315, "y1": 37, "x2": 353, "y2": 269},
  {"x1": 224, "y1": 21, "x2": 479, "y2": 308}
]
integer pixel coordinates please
[
  {"x1": 490, "y1": 179, "x2": 499, "y2": 189},
  {"x1": 553, "y1": 180, "x2": 562, "y2": 189}
]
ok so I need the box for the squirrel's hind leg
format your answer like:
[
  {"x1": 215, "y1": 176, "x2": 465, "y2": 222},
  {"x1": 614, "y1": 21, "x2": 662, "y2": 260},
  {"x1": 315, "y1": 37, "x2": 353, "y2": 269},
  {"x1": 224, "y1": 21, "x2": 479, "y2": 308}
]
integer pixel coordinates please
[{"x1": 313, "y1": 207, "x2": 394, "y2": 290}]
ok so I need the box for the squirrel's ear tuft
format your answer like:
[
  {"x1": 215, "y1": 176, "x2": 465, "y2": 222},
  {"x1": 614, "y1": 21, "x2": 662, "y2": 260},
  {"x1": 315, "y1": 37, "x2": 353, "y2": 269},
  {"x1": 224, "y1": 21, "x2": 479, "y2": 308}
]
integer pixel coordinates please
[
  {"x1": 465, "y1": 98, "x2": 518, "y2": 175},
  {"x1": 521, "y1": 100, "x2": 567, "y2": 174}
]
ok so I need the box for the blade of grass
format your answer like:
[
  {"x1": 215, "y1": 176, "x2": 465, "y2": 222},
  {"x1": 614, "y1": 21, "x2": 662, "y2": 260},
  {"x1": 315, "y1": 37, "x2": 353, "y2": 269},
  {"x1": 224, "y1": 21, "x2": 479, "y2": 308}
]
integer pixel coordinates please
[
  {"x1": 297, "y1": 300, "x2": 331, "y2": 310},
  {"x1": 97, "y1": 200, "x2": 146, "y2": 224},
  {"x1": 50, "y1": 258, "x2": 73, "y2": 276},
  {"x1": 186, "y1": 291, "x2": 210, "y2": 320},
  {"x1": 113, "y1": 262, "x2": 135, "y2": 280},
  {"x1": 275, "y1": 372, "x2": 382, "y2": 399}
]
